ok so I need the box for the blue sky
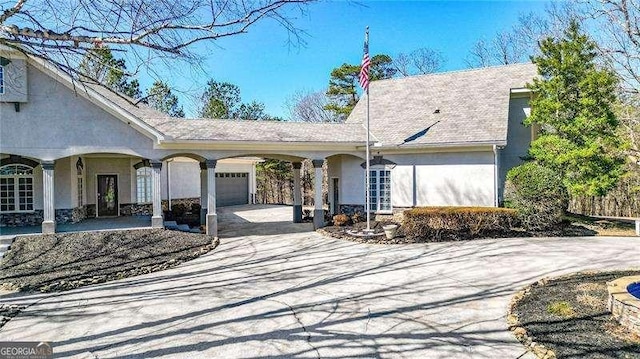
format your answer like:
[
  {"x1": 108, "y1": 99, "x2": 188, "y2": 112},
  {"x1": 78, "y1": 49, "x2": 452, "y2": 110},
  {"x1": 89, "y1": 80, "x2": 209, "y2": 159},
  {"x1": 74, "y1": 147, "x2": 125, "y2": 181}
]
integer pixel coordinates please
[{"x1": 138, "y1": 1, "x2": 550, "y2": 118}]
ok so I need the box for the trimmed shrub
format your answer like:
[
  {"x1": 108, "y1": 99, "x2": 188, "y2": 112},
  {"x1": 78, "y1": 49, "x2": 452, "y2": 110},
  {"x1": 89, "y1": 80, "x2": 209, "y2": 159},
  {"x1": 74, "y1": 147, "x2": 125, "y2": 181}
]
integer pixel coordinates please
[
  {"x1": 506, "y1": 162, "x2": 568, "y2": 231},
  {"x1": 403, "y1": 207, "x2": 518, "y2": 242},
  {"x1": 333, "y1": 214, "x2": 351, "y2": 226},
  {"x1": 171, "y1": 203, "x2": 188, "y2": 217},
  {"x1": 351, "y1": 211, "x2": 365, "y2": 224}
]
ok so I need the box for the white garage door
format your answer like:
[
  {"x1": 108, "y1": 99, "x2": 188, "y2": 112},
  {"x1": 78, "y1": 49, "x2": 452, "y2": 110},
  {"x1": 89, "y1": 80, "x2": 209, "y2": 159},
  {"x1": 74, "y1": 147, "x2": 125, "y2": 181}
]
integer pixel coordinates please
[{"x1": 215, "y1": 172, "x2": 249, "y2": 207}]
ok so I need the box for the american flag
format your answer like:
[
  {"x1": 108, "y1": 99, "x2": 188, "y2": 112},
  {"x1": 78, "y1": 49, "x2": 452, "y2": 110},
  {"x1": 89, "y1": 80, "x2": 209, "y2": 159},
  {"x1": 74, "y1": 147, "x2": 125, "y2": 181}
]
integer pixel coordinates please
[{"x1": 359, "y1": 27, "x2": 370, "y2": 90}]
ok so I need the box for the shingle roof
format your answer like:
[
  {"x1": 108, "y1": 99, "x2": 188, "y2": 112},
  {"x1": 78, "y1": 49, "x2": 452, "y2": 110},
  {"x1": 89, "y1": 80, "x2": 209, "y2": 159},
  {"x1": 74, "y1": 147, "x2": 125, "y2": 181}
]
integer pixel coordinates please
[
  {"x1": 80, "y1": 63, "x2": 537, "y2": 146},
  {"x1": 83, "y1": 81, "x2": 366, "y2": 143},
  {"x1": 143, "y1": 118, "x2": 366, "y2": 143},
  {"x1": 346, "y1": 63, "x2": 538, "y2": 147}
]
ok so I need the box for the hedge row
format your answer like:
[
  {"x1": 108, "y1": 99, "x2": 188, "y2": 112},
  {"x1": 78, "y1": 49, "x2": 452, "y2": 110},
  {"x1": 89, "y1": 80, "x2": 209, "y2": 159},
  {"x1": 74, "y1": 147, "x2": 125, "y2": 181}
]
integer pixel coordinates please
[{"x1": 403, "y1": 206, "x2": 519, "y2": 242}]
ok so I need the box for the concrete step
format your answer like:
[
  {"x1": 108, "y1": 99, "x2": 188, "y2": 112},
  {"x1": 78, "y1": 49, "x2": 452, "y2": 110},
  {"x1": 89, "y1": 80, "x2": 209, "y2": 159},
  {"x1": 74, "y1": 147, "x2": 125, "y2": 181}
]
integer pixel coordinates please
[
  {"x1": 0, "y1": 237, "x2": 15, "y2": 245},
  {"x1": 0, "y1": 242, "x2": 11, "y2": 259},
  {"x1": 177, "y1": 224, "x2": 191, "y2": 232},
  {"x1": 164, "y1": 221, "x2": 179, "y2": 230}
]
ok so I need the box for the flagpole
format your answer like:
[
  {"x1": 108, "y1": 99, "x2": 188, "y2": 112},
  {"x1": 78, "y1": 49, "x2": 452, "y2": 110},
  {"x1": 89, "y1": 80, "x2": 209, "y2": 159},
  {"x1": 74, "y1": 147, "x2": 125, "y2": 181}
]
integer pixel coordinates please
[
  {"x1": 365, "y1": 80, "x2": 371, "y2": 233},
  {"x1": 365, "y1": 26, "x2": 371, "y2": 233}
]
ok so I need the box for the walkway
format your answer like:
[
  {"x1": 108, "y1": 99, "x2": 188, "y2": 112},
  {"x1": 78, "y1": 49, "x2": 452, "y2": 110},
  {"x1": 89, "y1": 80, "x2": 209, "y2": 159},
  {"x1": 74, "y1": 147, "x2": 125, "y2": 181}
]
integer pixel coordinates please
[{"x1": 0, "y1": 205, "x2": 638, "y2": 358}]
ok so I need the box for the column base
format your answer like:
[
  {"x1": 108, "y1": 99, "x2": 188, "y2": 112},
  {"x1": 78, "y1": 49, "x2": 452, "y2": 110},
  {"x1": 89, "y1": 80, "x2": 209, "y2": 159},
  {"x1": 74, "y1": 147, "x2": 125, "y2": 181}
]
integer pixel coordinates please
[
  {"x1": 151, "y1": 216, "x2": 164, "y2": 228},
  {"x1": 200, "y1": 208, "x2": 208, "y2": 226},
  {"x1": 206, "y1": 213, "x2": 218, "y2": 237},
  {"x1": 42, "y1": 220, "x2": 56, "y2": 234},
  {"x1": 293, "y1": 205, "x2": 303, "y2": 223},
  {"x1": 313, "y1": 209, "x2": 325, "y2": 229}
]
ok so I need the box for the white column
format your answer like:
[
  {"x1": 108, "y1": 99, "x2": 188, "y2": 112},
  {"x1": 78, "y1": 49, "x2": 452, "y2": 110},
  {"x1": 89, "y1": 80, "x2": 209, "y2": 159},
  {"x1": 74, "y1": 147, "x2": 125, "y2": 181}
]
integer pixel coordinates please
[
  {"x1": 150, "y1": 161, "x2": 163, "y2": 228},
  {"x1": 41, "y1": 161, "x2": 56, "y2": 234},
  {"x1": 200, "y1": 162, "x2": 207, "y2": 225},
  {"x1": 312, "y1": 159, "x2": 325, "y2": 229},
  {"x1": 292, "y1": 162, "x2": 302, "y2": 223},
  {"x1": 205, "y1": 159, "x2": 218, "y2": 237}
]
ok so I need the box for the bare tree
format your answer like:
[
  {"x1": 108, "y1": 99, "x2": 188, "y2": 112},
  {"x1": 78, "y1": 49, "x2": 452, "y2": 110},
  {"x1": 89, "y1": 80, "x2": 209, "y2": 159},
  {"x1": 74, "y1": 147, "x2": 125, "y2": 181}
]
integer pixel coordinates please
[
  {"x1": 585, "y1": 0, "x2": 640, "y2": 94},
  {"x1": 465, "y1": 38, "x2": 493, "y2": 67},
  {"x1": 392, "y1": 52, "x2": 412, "y2": 77},
  {"x1": 466, "y1": 1, "x2": 581, "y2": 68},
  {"x1": 286, "y1": 89, "x2": 338, "y2": 123},
  {"x1": 0, "y1": 0, "x2": 314, "y2": 86},
  {"x1": 393, "y1": 47, "x2": 445, "y2": 76},
  {"x1": 410, "y1": 48, "x2": 445, "y2": 74}
]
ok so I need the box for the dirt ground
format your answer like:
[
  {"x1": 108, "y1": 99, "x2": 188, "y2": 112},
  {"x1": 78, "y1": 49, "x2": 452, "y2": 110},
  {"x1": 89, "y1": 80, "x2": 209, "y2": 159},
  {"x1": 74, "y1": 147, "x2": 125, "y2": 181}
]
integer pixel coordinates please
[{"x1": 0, "y1": 229, "x2": 217, "y2": 292}]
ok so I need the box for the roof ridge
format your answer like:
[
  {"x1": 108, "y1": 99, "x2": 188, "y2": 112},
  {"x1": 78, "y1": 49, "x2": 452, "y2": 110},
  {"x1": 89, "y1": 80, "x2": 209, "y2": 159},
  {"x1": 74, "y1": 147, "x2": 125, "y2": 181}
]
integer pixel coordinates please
[
  {"x1": 164, "y1": 117, "x2": 356, "y2": 125},
  {"x1": 371, "y1": 62, "x2": 536, "y2": 86}
]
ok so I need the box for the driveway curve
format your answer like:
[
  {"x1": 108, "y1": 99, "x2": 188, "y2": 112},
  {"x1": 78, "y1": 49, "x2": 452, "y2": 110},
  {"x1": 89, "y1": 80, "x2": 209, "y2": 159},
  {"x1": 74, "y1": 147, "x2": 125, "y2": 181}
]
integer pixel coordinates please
[{"x1": 1, "y1": 205, "x2": 639, "y2": 358}]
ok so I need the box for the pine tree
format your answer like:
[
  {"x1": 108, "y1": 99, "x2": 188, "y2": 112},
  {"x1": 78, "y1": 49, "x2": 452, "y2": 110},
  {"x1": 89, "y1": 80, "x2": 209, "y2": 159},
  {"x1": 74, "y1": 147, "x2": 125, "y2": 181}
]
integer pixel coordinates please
[
  {"x1": 144, "y1": 81, "x2": 185, "y2": 117},
  {"x1": 526, "y1": 21, "x2": 625, "y2": 196}
]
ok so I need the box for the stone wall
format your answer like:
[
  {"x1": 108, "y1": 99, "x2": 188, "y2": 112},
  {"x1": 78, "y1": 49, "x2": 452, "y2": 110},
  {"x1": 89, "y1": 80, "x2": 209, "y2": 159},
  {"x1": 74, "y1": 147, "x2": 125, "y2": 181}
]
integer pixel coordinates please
[
  {"x1": 120, "y1": 203, "x2": 153, "y2": 216},
  {"x1": 0, "y1": 211, "x2": 43, "y2": 227},
  {"x1": 608, "y1": 276, "x2": 640, "y2": 336},
  {"x1": 1, "y1": 206, "x2": 86, "y2": 227},
  {"x1": 1, "y1": 198, "x2": 202, "y2": 227}
]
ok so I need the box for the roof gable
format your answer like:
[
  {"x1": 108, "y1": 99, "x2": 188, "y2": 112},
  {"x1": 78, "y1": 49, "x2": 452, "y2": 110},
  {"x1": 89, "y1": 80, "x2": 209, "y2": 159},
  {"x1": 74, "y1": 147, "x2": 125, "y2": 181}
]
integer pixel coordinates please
[{"x1": 346, "y1": 63, "x2": 538, "y2": 147}]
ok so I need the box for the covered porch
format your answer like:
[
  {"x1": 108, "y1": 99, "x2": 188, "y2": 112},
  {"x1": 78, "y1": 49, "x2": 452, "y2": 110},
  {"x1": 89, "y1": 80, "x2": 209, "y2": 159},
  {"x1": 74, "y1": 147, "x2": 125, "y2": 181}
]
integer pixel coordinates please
[{"x1": 0, "y1": 215, "x2": 151, "y2": 237}]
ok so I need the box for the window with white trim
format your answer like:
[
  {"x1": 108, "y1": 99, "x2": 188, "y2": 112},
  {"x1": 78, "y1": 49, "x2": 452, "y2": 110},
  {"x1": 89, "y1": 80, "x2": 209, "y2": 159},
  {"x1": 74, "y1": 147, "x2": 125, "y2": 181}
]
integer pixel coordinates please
[
  {"x1": 369, "y1": 168, "x2": 391, "y2": 213},
  {"x1": 0, "y1": 164, "x2": 34, "y2": 212},
  {"x1": 136, "y1": 167, "x2": 152, "y2": 203}
]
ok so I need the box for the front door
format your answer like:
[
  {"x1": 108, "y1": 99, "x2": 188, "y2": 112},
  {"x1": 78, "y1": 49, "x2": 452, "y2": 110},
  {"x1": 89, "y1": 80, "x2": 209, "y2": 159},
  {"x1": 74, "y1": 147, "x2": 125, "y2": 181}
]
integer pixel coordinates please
[{"x1": 97, "y1": 175, "x2": 118, "y2": 217}]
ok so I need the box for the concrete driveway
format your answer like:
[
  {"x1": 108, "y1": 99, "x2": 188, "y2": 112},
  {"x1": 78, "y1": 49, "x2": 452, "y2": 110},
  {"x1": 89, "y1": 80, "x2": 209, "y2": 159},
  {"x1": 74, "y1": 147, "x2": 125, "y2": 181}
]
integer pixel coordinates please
[{"x1": 1, "y1": 205, "x2": 638, "y2": 358}]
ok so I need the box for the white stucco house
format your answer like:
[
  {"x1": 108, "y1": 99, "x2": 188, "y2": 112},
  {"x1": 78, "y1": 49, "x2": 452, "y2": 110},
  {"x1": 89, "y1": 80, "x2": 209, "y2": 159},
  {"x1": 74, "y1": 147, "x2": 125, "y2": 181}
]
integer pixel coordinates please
[{"x1": 0, "y1": 45, "x2": 537, "y2": 236}]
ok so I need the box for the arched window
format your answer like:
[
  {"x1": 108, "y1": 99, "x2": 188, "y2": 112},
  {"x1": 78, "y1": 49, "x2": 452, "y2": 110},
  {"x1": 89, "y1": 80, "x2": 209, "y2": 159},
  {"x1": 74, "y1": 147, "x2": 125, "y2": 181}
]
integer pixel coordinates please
[
  {"x1": 136, "y1": 167, "x2": 152, "y2": 204},
  {"x1": 0, "y1": 164, "x2": 34, "y2": 212}
]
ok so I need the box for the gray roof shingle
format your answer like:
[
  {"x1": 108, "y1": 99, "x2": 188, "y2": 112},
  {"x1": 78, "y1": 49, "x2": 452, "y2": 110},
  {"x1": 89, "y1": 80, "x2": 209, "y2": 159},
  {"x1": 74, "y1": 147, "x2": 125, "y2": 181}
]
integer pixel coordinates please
[
  {"x1": 80, "y1": 63, "x2": 537, "y2": 146},
  {"x1": 143, "y1": 118, "x2": 366, "y2": 143},
  {"x1": 346, "y1": 63, "x2": 538, "y2": 147}
]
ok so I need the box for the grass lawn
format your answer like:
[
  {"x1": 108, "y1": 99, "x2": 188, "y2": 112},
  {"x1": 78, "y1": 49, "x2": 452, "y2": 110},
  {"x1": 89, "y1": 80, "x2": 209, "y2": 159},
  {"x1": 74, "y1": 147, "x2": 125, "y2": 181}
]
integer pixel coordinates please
[
  {"x1": 564, "y1": 213, "x2": 638, "y2": 237},
  {"x1": 0, "y1": 229, "x2": 217, "y2": 292},
  {"x1": 510, "y1": 270, "x2": 640, "y2": 359}
]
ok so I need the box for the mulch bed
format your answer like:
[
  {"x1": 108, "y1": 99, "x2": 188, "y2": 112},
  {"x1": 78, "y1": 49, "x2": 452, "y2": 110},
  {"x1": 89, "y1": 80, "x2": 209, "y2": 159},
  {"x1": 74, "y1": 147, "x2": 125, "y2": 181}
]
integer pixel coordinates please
[
  {"x1": 321, "y1": 220, "x2": 604, "y2": 244},
  {"x1": 0, "y1": 229, "x2": 218, "y2": 293},
  {"x1": 319, "y1": 221, "x2": 414, "y2": 244},
  {"x1": 509, "y1": 270, "x2": 640, "y2": 358}
]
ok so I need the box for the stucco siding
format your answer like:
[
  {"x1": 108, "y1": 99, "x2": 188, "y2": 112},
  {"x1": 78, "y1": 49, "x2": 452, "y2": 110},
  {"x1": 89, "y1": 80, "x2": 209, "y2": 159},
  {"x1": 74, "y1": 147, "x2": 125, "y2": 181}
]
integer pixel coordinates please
[
  {"x1": 390, "y1": 165, "x2": 414, "y2": 207},
  {"x1": 499, "y1": 96, "x2": 532, "y2": 200},
  {"x1": 0, "y1": 64, "x2": 156, "y2": 160},
  {"x1": 339, "y1": 155, "x2": 366, "y2": 205},
  {"x1": 388, "y1": 152, "x2": 495, "y2": 207},
  {"x1": 163, "y1": 159, "x2": 200, "y2": 200},
  {"x1": 54, "y1": 157, "x2": 73, "y2": 209},
  {"x1": 85, "y1": 157, "x2": 133, "y2": 206},
  {"x1": 336, "y1": 151, "x2": 496, "y2": 208}
]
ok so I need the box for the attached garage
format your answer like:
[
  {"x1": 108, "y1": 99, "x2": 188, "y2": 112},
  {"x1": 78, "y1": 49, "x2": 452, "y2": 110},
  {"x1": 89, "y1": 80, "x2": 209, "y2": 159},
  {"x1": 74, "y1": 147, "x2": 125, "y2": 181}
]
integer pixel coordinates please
[{"x1": 215, "y1": 172, "x2": 249, "y2": 207}]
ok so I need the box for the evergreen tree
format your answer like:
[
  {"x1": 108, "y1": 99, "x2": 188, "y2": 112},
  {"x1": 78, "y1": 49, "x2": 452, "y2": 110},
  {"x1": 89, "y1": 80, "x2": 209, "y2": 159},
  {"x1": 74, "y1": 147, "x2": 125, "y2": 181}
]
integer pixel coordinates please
[
  {"x1": 526, "y1": 21, "x2": 625, "y2": 196},
  {"x1": 199, "y1": 80, "x2": 242, "y2": 118},
  {"x1": 79, "y1": 46, "x2": 141, "y2": 99},
  {"x1": 144, "y1": 81, "x2": 185, "y2": 117},
  {"x1": 325, "y1": 54, "x2": 396, "y2": 120}
]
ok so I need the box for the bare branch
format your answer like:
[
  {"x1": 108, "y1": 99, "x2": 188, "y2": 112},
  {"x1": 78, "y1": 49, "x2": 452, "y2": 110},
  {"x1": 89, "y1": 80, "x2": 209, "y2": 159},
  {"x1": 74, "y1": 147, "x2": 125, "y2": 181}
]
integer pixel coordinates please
[{"x1": 0, "y1": 0, "x2": 315, "y2": 84}]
